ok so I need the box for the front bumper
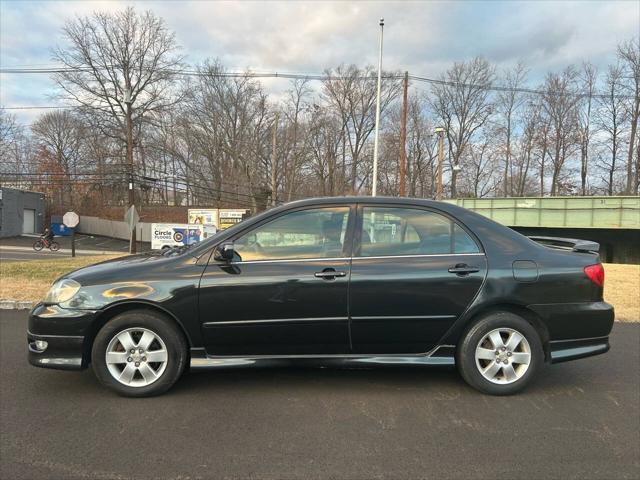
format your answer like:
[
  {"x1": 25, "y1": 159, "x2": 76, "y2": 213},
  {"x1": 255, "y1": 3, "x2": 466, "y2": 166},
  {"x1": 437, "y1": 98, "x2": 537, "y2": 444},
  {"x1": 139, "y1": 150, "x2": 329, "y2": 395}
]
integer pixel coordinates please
[{"x1": 28, "y1": 303, "x2": 98, "y2": 371}]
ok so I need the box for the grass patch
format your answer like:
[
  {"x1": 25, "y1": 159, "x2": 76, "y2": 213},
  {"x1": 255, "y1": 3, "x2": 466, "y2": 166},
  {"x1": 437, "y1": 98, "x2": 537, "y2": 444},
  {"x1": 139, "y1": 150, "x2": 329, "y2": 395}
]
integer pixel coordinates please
[
  {"x1": 603, "y1": 263, "x2": 640, "y2": 322},
  {"x1": 0, "y1": 255, "x2": 122, "y2": 302},
  {"x1": 1, "y1": 256, "x2": 638, "y2": 322}
]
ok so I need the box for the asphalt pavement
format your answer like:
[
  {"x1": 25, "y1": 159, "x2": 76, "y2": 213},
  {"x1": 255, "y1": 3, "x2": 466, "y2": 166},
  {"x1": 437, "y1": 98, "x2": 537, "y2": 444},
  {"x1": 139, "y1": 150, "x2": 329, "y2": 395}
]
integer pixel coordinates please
[
  {"x1": 0, "y1": 235, "x2": 150, "y2": 262},
  {"x1": 1, "y1": 310, "x2": 638, "y2": 480}
]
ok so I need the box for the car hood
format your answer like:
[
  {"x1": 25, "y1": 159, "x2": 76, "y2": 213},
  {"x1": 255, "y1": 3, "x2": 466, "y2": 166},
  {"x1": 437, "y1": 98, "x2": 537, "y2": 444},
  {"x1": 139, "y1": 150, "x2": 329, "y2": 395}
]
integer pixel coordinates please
[{"x1": 62, "y1": 252, "x2": 175, "y2": 284}]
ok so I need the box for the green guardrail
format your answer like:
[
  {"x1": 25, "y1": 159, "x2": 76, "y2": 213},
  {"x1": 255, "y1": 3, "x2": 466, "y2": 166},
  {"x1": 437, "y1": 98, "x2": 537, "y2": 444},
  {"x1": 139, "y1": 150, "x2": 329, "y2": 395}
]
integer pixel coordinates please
[{"x1": 444, "y1": 196, "x2": 640, "y2": 229}]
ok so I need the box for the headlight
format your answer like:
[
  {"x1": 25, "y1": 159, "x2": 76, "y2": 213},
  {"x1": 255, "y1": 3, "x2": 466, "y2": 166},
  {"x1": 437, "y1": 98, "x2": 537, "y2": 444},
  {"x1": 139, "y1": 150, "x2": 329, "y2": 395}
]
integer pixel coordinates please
[{"x1": 44, "y1": 279, "x2": 81, "y2": 305}]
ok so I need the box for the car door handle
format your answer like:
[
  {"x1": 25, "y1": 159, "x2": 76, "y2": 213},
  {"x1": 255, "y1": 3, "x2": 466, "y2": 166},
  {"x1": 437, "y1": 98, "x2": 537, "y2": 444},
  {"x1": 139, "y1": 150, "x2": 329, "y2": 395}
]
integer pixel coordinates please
[
  {"x1": 448, "y1": 264, "x2": 480, "y2": 276},
  {"x1": 314, "y1": 269, "x2": 347, "y2": 279}
]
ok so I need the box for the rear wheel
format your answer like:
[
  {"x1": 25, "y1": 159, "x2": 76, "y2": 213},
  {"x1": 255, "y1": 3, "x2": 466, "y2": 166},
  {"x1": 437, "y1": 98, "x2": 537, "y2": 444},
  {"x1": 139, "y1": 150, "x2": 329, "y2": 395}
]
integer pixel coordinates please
[
  {"x1": 49, "y1": 241, "x2": 60, "y2": 252},
  {"x1": 92, "y1": 310, "x2": 187, "y2": 397},
  {"x1": 457, "y1": 312, "x2": 543, "y2": 395}
]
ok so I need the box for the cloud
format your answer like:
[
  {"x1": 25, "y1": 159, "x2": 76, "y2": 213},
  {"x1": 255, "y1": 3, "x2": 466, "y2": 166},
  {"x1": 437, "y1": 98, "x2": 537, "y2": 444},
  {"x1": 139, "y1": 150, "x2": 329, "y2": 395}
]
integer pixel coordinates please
[{"x1": 1, "y1": 0, "x2": 638, "y2": 123}]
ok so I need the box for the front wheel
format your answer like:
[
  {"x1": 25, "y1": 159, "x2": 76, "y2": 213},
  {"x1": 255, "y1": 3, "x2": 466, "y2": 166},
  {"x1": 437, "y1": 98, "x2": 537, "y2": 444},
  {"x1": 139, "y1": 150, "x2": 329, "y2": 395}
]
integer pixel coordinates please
[
  {"x1": 92, "y1": 310, "x2": 187, "y2": 397},
  {"x1": 457, "y1": 312, "x2": 544, "y2": 395},
  {"x1": 49, "y1": 241, "x2": 60, "y2": 252},
  {"x1": 33, "y1": 240, "x2": 44, "y2": 251}
]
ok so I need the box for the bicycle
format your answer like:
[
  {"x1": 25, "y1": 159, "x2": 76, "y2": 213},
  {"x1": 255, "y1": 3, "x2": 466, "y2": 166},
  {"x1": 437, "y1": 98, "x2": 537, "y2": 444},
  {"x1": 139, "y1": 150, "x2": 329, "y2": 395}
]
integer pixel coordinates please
[{"x1": 33, "y1": 237, "x2": 60, "y2": 252}]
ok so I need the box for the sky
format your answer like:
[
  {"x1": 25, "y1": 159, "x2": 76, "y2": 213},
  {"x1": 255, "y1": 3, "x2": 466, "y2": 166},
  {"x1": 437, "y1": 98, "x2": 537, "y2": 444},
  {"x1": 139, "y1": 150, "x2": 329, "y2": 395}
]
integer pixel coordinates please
[{"x1": 1, "y1": 0, "x2": 639, "y2": 124}]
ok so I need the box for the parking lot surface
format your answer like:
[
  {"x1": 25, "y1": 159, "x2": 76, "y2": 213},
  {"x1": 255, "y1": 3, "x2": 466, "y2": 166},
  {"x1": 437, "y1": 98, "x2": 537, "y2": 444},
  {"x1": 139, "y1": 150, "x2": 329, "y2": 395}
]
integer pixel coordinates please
[{"x1": 1, "y1": 310, "x2": 638, "y2": 480}]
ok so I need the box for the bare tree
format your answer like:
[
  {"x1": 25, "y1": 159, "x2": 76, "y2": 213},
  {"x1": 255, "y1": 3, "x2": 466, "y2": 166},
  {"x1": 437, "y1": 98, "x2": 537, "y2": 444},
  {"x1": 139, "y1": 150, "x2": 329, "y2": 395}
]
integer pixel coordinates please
[
  {"x1": 596, "y1": 64, "x2": 628, "y2": 195},
  {"x1": 429, "y1": 57, "x2": 495, "y2": 197},
  {"x1": 577, "y1": 63, "x2": 598, "y2": 195},
  {"x1": 52, "y1": 6, "x2": 184, "y2": 205},
  {"x1": 539, "y1": 67, "x2": 581, "y2": 195},
  {"x1": 617, "y1": 38, "x2": 640, "y2": 193},
  {"x1": 496, "y1": 62, "x2": 527, "y2": 196}
]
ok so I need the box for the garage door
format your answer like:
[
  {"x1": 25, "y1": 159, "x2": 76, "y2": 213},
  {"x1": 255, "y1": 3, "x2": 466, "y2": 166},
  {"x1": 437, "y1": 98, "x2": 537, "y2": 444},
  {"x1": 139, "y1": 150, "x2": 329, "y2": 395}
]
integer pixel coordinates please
[{"x1": 23, "y1": 209, "x2": 35, "y2": 234}]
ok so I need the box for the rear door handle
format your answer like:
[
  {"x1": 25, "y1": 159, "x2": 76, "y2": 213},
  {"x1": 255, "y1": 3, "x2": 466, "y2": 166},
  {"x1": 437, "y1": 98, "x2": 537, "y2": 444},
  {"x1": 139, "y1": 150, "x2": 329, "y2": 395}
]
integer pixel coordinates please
[
  {"x1": 448, "y1": 264, "x2": 480, "y2": 276},
  {"x1": 314, "y1": 269, "x2": 347, "y2": 279}
]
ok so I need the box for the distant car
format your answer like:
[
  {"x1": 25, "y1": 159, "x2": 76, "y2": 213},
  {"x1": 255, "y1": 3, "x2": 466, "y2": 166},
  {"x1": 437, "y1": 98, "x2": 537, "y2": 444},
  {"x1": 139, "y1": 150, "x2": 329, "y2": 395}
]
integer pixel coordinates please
[{"x1": 28, "y1": 197, "x2": 614, "y2": 396}]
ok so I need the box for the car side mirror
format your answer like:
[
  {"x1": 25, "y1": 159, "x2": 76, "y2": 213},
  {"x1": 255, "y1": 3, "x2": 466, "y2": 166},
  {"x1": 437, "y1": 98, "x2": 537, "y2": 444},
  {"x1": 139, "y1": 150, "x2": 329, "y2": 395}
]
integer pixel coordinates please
[{"x1": 213, "y1": 243, "x2": 235, "y2": 262}]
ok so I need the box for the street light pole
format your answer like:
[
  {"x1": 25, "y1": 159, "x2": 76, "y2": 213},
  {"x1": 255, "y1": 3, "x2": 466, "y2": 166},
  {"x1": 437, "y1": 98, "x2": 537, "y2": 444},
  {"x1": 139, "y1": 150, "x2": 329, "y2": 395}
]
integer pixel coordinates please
[
  {"x1": 435, "y1": 127, "x2": 444, "y2": 201},
  {"x1": 125, "y1": 87, "x2": 137, "y2": 254},
  {"x1": 371, "y1": 18, "x2": 384, "y2": 197}
]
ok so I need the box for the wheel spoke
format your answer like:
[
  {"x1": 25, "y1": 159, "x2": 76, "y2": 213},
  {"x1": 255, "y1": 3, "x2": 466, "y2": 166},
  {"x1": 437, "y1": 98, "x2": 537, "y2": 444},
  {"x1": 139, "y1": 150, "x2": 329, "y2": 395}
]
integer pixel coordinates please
[
  {"x1": 119, "y1": 363, "x2": 136, "y2": 384},
  {"x1": 510, "y1": 352, "x2": 531, "y2": 365},
  {"x1": 145, "y1": 349, "x2": 168, "y2": 363},
  {"x1": 117, "y1": 331, "x2": 136, "y2": 352},
  {"x1": 138, "y1": 363, "x2": 158, "y2": 383},
  {"x1": 488, "y1": 331, "x2": 504, "y2": 350},
  {"x1": 483, "y1": 361, "x2": 501, "y2": 379},
  {"x1": 476, "y1": 347, "x2": 496, "y2": 360},
  {"x1": 106, "y1": 351, "x2": 129, "y2": 365},
  {"x1": 505, "y1": 331, "x2": 524, "y2": 352},
  {"x1": 137, "y1": 331, "x2": 156, "y2": 351},
  {"x1": 502, "y1": 363, "x2": 517, "y2": 382}
]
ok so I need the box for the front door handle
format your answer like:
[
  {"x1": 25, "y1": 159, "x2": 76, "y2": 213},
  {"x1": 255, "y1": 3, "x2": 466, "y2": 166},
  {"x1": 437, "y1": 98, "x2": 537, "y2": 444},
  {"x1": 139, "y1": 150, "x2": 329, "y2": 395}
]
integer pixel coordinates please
[
  {"x1": 448, "y1": 264, "x2": 480, "y2": 276},
  {"x1": 314, "y1": 269, "x2": 347, "y2": 280}
]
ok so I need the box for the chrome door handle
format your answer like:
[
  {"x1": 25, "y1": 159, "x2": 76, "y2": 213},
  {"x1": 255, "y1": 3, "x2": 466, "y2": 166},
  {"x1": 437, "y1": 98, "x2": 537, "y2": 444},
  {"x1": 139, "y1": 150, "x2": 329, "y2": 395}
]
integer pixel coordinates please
[
  {"x1": 448, "y1": 264, "x2": 480, "y2": 276},
  {"x1": 314, "y1": 270, "x2": 347, "y2": 279}
]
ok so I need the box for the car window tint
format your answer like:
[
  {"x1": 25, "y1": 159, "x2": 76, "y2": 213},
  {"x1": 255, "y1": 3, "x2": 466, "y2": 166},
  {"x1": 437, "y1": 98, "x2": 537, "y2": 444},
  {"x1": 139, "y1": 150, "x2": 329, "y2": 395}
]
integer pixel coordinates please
[
  {"x1": 233, "y1": 207, "x2": 350, "y2": 261},
  {"x1": 359, "y1": 207, "x2": 479, "y2": 256}
]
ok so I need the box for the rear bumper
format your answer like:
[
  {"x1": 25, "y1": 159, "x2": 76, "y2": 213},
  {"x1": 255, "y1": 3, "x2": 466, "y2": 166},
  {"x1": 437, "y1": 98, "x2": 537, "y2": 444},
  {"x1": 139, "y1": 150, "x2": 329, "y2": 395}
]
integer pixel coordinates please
[
  {"x1": 528, "y1": 301, "x2": 615, "y2": 363},
  {"x1": 27, "y1": 303, "x2": 98, "y2": 371},
  {"x1": 549, "y1": 336, "x2": 610, "y2": 363}
]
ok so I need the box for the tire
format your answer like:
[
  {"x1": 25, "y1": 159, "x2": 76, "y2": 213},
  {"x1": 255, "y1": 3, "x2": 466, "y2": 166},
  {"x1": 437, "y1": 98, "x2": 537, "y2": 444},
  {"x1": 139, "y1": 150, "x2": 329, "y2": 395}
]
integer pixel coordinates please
[
  {"x1": 33, "y1": 240, "x2": 44, "y2": 251},
  {"x1": 91, "y1": 310, "x2": 188, "y2": 397},
  {"x1": 49, "y1": 241, "x2": 60, "y2": 252},
  {"x1": 456, "y1": 312, "x2": 543, "y2": 395}
]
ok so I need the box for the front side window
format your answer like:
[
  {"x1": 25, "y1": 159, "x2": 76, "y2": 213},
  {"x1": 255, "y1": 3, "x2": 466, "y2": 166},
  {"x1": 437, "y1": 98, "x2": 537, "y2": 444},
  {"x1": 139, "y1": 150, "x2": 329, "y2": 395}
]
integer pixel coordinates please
[
  {"x1": 233, "y1": 207, "x2": 350, "y2": 261},
  {"x1": 358, "y1": 207, "x2": 480, "y2": 257}
]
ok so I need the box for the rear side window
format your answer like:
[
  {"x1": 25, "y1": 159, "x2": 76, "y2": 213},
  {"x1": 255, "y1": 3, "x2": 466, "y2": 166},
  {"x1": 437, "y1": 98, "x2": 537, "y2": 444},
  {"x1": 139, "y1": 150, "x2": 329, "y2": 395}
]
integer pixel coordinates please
[{"x1": 358, "y1": 207, "x2": 480, "y2": 257}]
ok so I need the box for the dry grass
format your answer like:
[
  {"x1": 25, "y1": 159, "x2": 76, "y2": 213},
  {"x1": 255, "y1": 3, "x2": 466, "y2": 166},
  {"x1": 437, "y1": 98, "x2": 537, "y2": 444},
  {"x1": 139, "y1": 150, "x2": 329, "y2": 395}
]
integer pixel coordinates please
[
  {"x1": 0, "y1": 255, "x2": 122, "y2": 302},
  {"x1": 1, "y1": 256, "x2": 638, "y2": 322},
  {"x1": 603, "y1": 263, "x2": 640, "y2": 322}
]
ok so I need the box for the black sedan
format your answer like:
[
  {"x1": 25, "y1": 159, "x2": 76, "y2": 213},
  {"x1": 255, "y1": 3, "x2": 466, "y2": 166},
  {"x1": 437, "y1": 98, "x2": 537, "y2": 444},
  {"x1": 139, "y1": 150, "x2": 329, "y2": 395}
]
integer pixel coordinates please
[{"x1": 28, "y1": 197, "x2": 614, "y2": 396}]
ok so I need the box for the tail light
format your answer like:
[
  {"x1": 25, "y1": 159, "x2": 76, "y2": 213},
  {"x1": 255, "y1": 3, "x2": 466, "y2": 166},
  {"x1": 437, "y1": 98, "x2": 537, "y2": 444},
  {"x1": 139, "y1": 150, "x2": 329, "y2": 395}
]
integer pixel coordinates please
[{"x1": 584, "y1": 263, "x2": 604, "y2": 287}]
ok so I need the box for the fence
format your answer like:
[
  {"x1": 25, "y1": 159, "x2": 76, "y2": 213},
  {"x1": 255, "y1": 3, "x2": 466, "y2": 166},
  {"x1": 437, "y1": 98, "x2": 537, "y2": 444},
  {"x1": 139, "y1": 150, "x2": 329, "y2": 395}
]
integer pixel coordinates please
[{"x1": 77, "y1": 216, "x2": 152, "y2": 243}]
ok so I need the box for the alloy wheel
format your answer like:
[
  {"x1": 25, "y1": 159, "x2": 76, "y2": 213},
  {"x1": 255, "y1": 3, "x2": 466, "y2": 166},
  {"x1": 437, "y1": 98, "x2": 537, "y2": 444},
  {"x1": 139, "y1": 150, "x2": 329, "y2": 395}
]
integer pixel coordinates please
[
  {"x1": 474, "y1": 328, "x2": 531, "y2": 384},
  {"x1": 105, "y1": 327, "x2": 168, "y2": 387}
]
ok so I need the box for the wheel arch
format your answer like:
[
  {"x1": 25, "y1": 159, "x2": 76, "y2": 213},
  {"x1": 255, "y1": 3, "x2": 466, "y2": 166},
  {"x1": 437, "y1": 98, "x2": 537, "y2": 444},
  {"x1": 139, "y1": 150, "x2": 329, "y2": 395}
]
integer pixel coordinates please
[
  {"x1": 456, "y1": 304, "x2": 551, "y2": 362},
  {"x1": 83, "y1": 301, "x2": 192, "y2": 367}
]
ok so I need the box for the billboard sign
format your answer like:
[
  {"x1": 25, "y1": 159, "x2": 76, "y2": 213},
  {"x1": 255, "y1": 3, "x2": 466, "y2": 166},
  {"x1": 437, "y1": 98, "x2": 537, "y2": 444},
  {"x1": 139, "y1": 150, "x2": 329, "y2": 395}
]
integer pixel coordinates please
[
  {"x1": 188, "y1": 209, "x2": 219, "y2": 227},
  {"x1": 218, "y1": 209, "x2": 250, "y2": 230},
  {"x1": 151, "y1": 223, "x2": 217, "y2": 250}
]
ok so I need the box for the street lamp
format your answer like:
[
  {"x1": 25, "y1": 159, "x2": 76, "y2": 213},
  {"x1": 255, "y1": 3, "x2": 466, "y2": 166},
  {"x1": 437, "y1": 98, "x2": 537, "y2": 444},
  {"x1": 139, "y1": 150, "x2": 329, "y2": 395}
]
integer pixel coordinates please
[
  {"x1": 371, "y1": 18, "x2": 384, "y2": 197},
  {"x1": 435, "y1": 127, "x2": 445, "y2": 200}
]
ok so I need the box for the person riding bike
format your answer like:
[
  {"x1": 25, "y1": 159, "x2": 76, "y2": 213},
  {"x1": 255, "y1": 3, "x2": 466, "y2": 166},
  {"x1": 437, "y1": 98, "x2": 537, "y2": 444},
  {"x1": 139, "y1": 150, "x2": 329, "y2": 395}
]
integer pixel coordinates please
[{"x1": 41, "y1": 227, "x2": 54, "y2": 248}]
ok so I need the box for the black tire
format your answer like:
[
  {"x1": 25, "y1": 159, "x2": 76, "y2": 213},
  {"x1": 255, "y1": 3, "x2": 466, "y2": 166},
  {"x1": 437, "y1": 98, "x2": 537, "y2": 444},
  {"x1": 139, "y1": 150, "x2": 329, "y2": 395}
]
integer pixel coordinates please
[
  {"x1": 33, "y1": 240, "x2": 44, "y2": 251},
  {"x1": 49, "y1": 241, "x2": 60, "y2": 252},
  {"x1": 456, "y1": 312, "x2": 544, "y2": 395},
  {"x1": 91, "y1": 310, "x2": 188, "y2": 397}
]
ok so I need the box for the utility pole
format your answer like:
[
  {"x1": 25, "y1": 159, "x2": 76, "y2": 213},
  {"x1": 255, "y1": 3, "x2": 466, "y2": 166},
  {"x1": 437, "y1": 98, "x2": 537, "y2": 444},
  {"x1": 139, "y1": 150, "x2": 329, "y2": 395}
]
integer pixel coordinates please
[
  {"x1": 435, "y1": 127, "x2": 445, "y2": 201},
  {"x1": 125, "y1": 87, "x2": 136, "y2": 254},
  {"x1": 271, "y1": 111, "x2": 279, "y2": 206},
  {"x1": 371, "y1": 18, "x2": 384, "y2": 197},
  {"x1": 399, "y1": 71, "x2": 408, "y2": 197}
]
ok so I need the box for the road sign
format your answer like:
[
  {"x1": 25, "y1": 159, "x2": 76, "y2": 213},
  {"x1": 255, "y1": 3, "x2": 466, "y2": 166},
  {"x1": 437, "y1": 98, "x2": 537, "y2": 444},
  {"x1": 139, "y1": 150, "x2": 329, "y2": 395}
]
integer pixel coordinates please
[
  {"x1": 124, "y1": 205, "x2": 140, "y2": 231},
  {"x1": 62, "y1": 211, "x2": 80, "y2": 228}
]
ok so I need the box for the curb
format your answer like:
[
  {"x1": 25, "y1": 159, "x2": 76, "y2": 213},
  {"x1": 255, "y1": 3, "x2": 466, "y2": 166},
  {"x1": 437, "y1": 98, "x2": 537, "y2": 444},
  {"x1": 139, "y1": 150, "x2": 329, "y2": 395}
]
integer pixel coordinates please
[{"x1": 0, "y1": 300, "x2": 34, "y2": 310}]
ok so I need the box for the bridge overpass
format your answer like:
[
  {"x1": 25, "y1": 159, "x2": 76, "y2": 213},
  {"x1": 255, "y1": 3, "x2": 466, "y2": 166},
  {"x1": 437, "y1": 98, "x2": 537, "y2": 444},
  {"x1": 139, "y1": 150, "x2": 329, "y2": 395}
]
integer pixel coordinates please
[{"x1": 445, "y1": 196, "x2": 640, "y2": 263}]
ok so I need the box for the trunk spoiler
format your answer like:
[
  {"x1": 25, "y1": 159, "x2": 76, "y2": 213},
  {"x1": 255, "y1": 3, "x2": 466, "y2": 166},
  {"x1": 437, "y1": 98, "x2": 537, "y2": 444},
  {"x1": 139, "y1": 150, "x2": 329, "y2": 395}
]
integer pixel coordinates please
[{"x1": 528, "y1": 236, "x2": 600, "y2": 254}]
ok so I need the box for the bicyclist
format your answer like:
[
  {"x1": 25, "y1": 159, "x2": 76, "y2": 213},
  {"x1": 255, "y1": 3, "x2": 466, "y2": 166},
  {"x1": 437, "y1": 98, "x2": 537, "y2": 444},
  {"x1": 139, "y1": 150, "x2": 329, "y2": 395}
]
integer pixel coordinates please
[{"x1": 42, "y1": 227, "x2": 54, "y2": 247}]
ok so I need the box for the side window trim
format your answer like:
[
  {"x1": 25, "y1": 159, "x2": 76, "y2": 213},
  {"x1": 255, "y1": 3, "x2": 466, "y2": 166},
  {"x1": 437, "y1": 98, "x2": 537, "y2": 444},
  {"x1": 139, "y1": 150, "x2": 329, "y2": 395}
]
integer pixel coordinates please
[
  {"x1": 227, "y1": 204, "x2": 357, "y2": 263},
  {"x1": 353, "y1": 203, "x2": 483, "y2": 258}
]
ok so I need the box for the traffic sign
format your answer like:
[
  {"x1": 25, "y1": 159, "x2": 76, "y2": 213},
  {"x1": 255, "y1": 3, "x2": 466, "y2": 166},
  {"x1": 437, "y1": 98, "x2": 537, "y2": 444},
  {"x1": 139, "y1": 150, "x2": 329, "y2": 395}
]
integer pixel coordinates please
[
  {"x1": 124, "y1": 205, "x2": 140, "y2": 231},
  {"x1": 63, "y1": 211, "x2": 80, "y2": 228}
]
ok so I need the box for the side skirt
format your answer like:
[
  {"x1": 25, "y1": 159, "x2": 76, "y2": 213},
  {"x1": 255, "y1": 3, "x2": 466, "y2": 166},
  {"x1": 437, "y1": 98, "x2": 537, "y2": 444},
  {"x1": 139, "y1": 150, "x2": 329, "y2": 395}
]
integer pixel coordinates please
[{"x1": 189, "y1": 345, "x2": 456, "y2": 369}]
